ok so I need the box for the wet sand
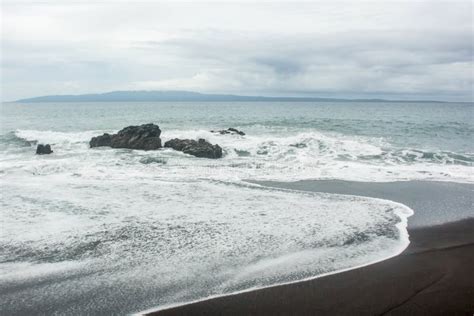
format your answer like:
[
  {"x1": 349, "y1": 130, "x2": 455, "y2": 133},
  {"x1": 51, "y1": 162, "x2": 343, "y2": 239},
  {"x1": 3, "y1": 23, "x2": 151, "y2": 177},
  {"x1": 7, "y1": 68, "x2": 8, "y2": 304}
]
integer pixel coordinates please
[
  {"x1": 149, "y1": 181, "x2": 474, "y2": 316},
  {"x1": 250, "y1": 180, "x2": 474, "y2": 228}
]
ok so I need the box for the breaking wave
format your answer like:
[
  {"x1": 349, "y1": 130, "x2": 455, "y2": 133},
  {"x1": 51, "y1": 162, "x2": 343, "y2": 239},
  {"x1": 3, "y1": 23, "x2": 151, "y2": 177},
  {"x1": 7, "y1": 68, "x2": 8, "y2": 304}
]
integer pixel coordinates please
[{"x1": 3, "y1": 128, "x2": 471, "y2": 183}]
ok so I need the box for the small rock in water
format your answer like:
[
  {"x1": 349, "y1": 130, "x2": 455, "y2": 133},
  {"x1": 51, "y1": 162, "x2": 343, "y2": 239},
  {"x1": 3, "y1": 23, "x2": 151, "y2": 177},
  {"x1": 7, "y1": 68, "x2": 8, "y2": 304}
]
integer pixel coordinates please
[
  {"x1": 164, "y1": 138, "x2": 223, "y2": 159},
  {"x1": 36, "y1": 144, "x2": 53, "y2": 155},
  {"x1": 90, "y1": 123, "x2": 162, "y2": 150},
  {"x1": 211, "y1": 127, "x2": 245, "y2": 136}
]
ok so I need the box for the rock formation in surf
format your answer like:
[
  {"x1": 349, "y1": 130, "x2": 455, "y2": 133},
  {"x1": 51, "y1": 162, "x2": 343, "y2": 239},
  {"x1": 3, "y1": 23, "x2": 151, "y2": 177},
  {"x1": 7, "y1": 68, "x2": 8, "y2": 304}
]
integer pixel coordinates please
[
  {"x1": 164, "y1": 138, "x2": 223, "y2": 159},
  {"x1": 211, "y1": 127, "x2": 245, "y2": 136},
  {"x1": 36, "y1": 144, "x2": 53, "y2": 155},
  {"x1": 90, "y1": 123, "x2": 162, "y2": 150}
]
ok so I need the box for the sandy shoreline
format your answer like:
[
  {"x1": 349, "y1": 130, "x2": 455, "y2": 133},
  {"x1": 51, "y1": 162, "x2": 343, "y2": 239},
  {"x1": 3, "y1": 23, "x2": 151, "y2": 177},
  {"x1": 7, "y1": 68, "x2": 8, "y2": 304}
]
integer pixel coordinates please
[
  {"x1": 149, "y1": 181, "x2": 474, "y2": 315},
  {"x1": 149, "y1": 220, "x2": 474, "y2": 316}
]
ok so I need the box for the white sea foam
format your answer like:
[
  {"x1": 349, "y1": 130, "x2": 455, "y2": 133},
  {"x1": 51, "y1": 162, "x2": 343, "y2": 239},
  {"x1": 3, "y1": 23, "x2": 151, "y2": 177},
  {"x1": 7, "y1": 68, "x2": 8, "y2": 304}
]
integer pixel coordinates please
[
  {"x1": 0, "y1": 172, "x2": 413, "y2": 309},
  {"x1": 14, "y1": 129, "x2": 109, "y2": 145},
  {"x1": 0, "y1": 127, "x2": 469, "y2": 312}
]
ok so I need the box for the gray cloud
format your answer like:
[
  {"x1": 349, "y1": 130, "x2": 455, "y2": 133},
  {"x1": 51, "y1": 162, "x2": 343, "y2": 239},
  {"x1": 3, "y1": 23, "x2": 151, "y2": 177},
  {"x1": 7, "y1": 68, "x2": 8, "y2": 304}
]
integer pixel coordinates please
[
  {"x1": 252, "y1": 57, "x2": 302, "y2": 76},
  {"x1": 1, "y1": 1, "x2": 472, "y2": 101}
]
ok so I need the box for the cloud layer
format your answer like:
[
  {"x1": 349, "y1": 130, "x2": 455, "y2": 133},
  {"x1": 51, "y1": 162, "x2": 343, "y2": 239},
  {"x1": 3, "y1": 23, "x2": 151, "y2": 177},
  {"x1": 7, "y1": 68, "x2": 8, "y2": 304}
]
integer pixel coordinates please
[{"x1": 2, "y1": 1, "x2": 473, "y2": 101}]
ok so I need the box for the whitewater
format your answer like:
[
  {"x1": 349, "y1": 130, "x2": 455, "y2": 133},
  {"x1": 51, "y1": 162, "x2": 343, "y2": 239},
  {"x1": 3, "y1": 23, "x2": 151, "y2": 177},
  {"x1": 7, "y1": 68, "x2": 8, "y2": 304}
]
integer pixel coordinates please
[{"x1": 0, "y1": 101, "x2": 472, "y2": 314}]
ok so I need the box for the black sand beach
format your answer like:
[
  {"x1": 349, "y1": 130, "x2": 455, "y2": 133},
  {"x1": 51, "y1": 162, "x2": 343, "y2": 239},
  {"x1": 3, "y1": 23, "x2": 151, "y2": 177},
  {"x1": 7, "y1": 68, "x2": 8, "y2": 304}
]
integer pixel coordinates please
[
  {"x1": 149, "y1": 181, "x2": 474, "y2": 315},
  {"x1": 1, "y1": 181, "x2": 472, "y2": 315}
]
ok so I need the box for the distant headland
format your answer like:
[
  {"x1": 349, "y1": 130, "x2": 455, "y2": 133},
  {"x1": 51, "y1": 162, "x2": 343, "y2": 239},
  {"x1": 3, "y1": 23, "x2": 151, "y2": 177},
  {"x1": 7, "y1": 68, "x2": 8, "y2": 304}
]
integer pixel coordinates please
[{"x1": 13, "y1": 90, "x2": 444, "y2": 103}]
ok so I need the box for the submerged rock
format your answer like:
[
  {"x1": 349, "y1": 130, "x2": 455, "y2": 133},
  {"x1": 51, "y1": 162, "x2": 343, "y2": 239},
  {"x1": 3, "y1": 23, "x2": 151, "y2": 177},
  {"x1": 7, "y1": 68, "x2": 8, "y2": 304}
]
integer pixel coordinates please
[
  {"x1": 211, "y1": 128, "x2": 245, "y2": 136},
  {"x1": 90, "y1": 123, "x2": 162, "y2": 150},
  {"x1": 289, "y1": 142, "x2": 307, "y2": 148},
  {"x1": 139, "y1": 157, "x2": 167, "y2": 165},
  {"x1": 164, "y1": 138, "x2": 223, "y2": 159},
  {"x1": 36, "y1": 144, "x2": 53, "y2": 155}
]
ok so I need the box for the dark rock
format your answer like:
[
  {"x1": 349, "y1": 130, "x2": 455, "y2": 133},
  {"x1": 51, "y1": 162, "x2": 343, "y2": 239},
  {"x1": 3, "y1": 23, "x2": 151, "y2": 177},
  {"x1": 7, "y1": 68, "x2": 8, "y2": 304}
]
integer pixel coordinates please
[
  {"x1": 90, "y1": 123, "x2": 162, "y2": 150},
  {"x1": 211, "y1": 128, "x2": 245, "y2": 136},
  {"x1": 36, "y1": 144, "x2": 53, "y2": 155},
  {"x1": 164, "y1": 138, "x2": 223, "y2": 159},
  {"x1": 90, "y1": 133, "x2": 112, "y2": 147}
]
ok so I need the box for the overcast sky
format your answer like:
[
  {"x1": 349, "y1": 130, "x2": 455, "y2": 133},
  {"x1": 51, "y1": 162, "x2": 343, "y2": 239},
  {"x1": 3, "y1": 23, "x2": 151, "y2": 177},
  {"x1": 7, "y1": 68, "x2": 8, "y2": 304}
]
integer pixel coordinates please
[{"x1": 1, "y1": 0, "x2": 473, "y2": 101}]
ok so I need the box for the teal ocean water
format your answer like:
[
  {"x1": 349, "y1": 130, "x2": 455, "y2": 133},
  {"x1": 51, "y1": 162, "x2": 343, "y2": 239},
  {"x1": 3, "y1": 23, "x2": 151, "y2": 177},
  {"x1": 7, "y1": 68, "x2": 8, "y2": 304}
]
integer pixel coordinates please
[
  {"x1": 2, "y1": 101, "x2": 473, "y2": 177},
  {"x1": 0, "y1": 101, "x2": 472, "y2": 314}
]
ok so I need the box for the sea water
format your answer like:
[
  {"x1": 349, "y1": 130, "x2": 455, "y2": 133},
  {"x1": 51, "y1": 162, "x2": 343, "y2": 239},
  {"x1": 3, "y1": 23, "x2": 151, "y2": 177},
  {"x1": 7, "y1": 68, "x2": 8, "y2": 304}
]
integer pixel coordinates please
[{"x1": 0, "y1": 101, "x2": 472, "y2": 314}]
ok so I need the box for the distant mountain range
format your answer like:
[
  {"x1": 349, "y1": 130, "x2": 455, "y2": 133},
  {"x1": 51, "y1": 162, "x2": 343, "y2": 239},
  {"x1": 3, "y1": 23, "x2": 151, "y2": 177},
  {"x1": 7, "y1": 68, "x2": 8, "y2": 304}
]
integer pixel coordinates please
[{"x1": 14, "y1": 90, "x2": 442, "y2": 103}]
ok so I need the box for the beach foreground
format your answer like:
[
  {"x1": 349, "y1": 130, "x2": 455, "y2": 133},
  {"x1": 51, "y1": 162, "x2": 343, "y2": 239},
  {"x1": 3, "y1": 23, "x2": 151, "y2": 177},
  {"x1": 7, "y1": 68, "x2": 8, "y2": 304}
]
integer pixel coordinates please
[
  {"x1": 149, "y1": 181, "x2": 474, "y2": 316},
  {"x1": 150, "y1": 218, "x2": 474, "y2": 315}
]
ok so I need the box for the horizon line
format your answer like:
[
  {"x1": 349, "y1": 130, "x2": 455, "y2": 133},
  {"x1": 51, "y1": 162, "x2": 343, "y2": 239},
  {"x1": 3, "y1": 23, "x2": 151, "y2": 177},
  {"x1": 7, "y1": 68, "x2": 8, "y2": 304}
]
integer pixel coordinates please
[{"x1": 8, "y1": 90, "x2": 473, "y2": 104}]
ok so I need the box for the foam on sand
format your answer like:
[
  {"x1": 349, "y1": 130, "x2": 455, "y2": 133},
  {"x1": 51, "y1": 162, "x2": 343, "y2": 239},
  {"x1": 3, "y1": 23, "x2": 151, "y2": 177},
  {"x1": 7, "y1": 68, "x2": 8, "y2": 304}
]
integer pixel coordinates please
[{"x1": 0, "y1": 171, "x2": 413, "y2": 313}]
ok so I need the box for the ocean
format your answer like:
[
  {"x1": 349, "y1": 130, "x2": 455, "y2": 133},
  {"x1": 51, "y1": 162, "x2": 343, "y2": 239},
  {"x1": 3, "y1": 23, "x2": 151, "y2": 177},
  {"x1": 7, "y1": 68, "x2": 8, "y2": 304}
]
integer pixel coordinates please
[{"x1": 0, "y1": 101, "x2": 473, "y2": 314}]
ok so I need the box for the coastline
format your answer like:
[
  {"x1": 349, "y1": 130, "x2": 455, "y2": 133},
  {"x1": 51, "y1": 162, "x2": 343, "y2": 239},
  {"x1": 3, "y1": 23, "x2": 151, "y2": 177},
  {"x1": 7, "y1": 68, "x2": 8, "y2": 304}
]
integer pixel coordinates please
[
  {"x1": 146, "y1": 180, "x2": 474, "y2": 315},
  {"x1": 249, "y1": 180, "x2": 474, "y2": 228}
]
